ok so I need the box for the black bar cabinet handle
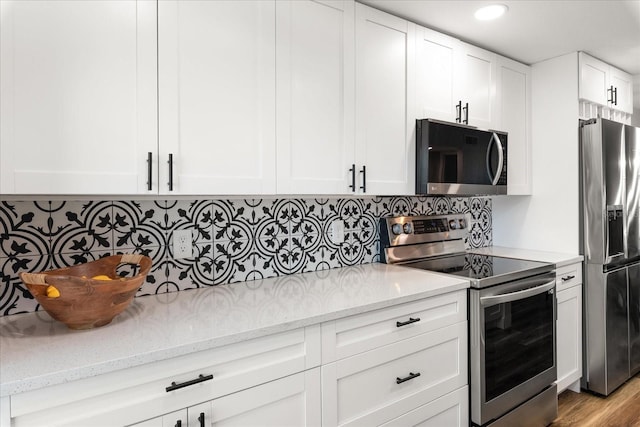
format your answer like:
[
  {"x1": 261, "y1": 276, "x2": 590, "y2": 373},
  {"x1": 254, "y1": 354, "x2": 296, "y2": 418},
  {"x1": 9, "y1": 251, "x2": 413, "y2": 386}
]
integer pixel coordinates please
[
  {"x1": 168, "y1": 153, "x2": 174, "y2": 191},
  {"x1": 462, "y1": 102, "x2": 469, "y2": 124},
  {"x1": 455, "y1": 100, "x2": 462, "y2": 123},
  {"x1": 348, "y1": 164, "x2": 356, "y2": 192},
  {"x1": 166, "y1": 374, "x2": 213, "y2": 392},
  {"x1": 359, "y1": 165, "x2": 366, "y2": 193},
  {"x1": 396, "y1": 372, "x2": 421, "y2": 384},
  {"x1": 607, "y1": 86, "x2": 614, "y2": 103},
  {"x1": 198, "y1": 412, "x2": 205, "y2": 427},
  {"x1": 396, "y1": 317, "x2": 421, "y2": 327},
  {"x1": 175, "y1": 421, "x2": 181, "y2": 427},
  {"x1": 614, "y1": 87, "x2": 618, "y2": 105},
  {"x1": 561, "y1": 275, "x2": 575, "y2": 282},
  {"x1": 147, "y1": 152, "x2": 153, "y2": 191}
]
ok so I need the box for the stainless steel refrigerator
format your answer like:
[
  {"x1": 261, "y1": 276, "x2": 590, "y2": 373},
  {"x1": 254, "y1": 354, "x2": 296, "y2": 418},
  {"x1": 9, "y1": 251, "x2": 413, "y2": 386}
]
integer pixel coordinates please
[{"x1": 580, "y1": 118, "x2": 640, "y2": 396}]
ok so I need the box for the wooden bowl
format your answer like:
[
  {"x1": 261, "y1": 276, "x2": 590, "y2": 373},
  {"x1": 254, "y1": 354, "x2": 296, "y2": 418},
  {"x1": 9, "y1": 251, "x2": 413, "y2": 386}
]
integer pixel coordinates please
[{"x1": 20, "y1": 254, "x2": 152, "y2": 330}]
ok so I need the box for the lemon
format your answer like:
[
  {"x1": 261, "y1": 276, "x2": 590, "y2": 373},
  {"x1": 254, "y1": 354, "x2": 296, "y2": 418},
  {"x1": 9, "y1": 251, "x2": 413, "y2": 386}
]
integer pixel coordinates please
[
  {"x1": 91, "y1": 275, "x2": 112, "y2": 281},
  {"x1": 46, "y1": 285, "x2": 60, "y2": 298}
]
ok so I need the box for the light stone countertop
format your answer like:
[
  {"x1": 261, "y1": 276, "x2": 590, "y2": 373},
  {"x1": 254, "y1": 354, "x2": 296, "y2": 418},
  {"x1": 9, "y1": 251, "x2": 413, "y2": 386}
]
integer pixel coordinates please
[
  {"x1": 0, "y1": 263, "x2": 469, "y2": 397},
  {"x1": 468, "y1": 246, "x2": 583, "y2": 267}
]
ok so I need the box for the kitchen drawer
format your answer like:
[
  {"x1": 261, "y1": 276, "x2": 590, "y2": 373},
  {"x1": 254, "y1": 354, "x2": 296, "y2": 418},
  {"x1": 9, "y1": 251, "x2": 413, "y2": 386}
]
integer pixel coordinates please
[
  {"x1": 556, "y1": 262, "x2": 583, "y2": 292},
  {"x1": 321, "y1": 290, "x2": 466, "y2": 363},
  {"x1": 11, "y1": 325, "x2": 321, "y2": 427},
  {"x1": 321, "y1": 321, "x2": 467, "y2": 427},
  {"x1": 380, "y1": 386, "x2": 468, "y2": 427}
]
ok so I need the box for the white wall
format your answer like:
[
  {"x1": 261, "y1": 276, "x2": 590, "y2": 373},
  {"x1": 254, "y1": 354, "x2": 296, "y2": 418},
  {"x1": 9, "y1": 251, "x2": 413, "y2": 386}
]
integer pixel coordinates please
[{"x1": 492, "y1": 52, "x2": 581, "y2": 254}]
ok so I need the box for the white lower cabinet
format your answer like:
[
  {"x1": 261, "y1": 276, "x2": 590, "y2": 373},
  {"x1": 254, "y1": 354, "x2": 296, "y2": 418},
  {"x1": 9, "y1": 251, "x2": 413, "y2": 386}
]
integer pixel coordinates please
[
  {"x1": 555, "y1": 262, "x2": 583, "y2": 394},
  {"x1": 129, "y1": 369, "x2": 321, "y2": 427},
  {"x1": 6, "y1": 292, "x2": 469, "y2": 427},
  {"x1": 321, "y1": 291, "x2": 468, "y2": 427},
  {"x1": 9, "y1": 326, "x2": 320, "y2": 427}
]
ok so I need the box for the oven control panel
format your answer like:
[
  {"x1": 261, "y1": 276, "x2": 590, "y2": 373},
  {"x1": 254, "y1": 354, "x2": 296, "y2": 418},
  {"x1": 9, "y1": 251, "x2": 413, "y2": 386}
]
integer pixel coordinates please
[{"x1": 380, "y1": 214, "x2": 470, "y2": 252}]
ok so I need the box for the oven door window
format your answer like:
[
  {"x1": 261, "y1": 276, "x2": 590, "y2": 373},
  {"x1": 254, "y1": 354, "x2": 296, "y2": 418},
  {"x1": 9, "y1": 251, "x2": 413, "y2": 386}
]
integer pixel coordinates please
[{"x1": 484, "y1": 290, "x2": 555, "y2": 402}]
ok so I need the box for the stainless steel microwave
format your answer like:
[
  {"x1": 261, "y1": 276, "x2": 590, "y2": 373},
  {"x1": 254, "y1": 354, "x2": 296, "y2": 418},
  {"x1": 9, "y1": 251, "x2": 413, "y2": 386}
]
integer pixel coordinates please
[{"x1": 416, "y1": 119, "x2": 508, "y2": 195}]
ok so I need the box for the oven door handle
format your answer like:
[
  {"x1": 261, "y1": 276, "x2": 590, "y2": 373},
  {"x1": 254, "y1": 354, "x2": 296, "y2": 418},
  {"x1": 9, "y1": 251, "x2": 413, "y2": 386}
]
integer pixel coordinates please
[{"x1": 480, "y1": 280, "x2": 555, "y2": 307}]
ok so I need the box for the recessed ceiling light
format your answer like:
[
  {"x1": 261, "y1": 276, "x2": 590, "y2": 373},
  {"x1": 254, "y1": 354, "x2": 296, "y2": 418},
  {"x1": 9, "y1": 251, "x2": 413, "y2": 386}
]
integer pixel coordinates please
[{"x1": 474, "y1": 4, "x2": 508, "y2": 21}]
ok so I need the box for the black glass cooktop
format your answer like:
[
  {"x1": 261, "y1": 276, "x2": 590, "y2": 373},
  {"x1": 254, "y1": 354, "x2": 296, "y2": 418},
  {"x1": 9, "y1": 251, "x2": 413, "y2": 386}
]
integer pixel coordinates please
[{"x1": 402, "y1": 253, "x2": 554, "y2": 288}]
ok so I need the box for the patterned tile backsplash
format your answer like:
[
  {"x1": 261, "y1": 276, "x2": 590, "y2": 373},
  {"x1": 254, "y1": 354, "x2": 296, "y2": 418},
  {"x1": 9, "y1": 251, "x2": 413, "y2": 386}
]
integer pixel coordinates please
[{"x1": 0, "y1": 196, "x2": 492, "y2": 316}]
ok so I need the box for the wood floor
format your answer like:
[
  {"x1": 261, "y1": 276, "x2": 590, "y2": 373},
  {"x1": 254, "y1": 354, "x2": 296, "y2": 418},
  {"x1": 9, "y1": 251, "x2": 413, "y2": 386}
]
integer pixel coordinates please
[{"x1": 550, "y1": 374, "x2": 640, "y2": 426}]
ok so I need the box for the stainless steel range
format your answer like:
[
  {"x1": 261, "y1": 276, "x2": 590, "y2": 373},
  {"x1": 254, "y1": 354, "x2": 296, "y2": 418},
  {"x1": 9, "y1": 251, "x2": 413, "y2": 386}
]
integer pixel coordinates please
[{"x1": 381, "y1": 214, "x2": 558, "y2": 427}]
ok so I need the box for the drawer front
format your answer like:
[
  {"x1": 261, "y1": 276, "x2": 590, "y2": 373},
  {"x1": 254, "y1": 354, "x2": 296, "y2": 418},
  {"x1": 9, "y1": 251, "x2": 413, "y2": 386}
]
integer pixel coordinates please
[
  {"x1": 191, "y1": 368, "x2": 321, "y2": 427},
  {"x1": 11, "y1": 325, "x2": 321, "y2": 427},
  {"x1": 556, "y1": 263, "x2": 583, "y2": 292},
  {"x1": 322, "y1": 322, "x2": 467, "y2": 427},
  {"x1": 321, "y1": 290, "x2": 466, "y2": 363},
  {"x1": 380, "y1": 386, "x2": 469, "y2": 427}
]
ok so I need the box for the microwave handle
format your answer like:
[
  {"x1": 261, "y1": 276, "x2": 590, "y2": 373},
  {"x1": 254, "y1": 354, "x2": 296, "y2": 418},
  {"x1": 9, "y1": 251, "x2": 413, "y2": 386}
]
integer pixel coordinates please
[{"x1": 485, "y1": 132, "x2": 504, "y2": 186}]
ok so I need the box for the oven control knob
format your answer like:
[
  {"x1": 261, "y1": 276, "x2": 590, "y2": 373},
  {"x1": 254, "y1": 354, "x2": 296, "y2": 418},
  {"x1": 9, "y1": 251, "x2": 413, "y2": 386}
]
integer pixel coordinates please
[
  {"x1": 403, "y1": 223, "x2": 413, "y2": 234},
  {"x1": 391, "y1": 224, "x2": 403, "y2": 235},
  {"x1": 449, "y1": 219, "x2": 458, "y2": 230},
  {"x1": 458, "y1": 219, "x2": 466, "y2": 229}
]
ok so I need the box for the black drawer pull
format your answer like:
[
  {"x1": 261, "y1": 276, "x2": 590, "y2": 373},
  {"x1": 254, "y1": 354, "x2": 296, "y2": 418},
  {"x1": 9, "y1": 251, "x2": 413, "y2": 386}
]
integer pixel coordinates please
[
  {"x1": 146, "y1": 151, "x2": 153, "y2": 191},
  {"x1": 198, "y1": 412, "x2": 205, "y2": 427},
  {"x1": 166, "y1": 374, "x2": 213, "y2": 392},
  {"x1": 168, "y1": 153, "x2": 174, "y2": 191},
  {"x1": 396, "y1": 317, "x2": 420, "y2": 327},
  {"x1": 396, "y1": 372, "x2": 421, "y2": 384},
  {"x1": 561, "y1": 275, "x2": 576, "y2": 282},
  {"x1": 175, "y1": 421, "x2": 181, "y2": 427},
  {"x1": 348, "y1": 164, "x2": 356, "y2": 192}
]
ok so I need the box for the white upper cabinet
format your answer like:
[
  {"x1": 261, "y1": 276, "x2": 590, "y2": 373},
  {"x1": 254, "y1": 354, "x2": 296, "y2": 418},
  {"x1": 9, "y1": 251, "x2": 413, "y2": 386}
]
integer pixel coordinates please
[
  {"x1": 355, "y1": 4, "x2": 415, "y2": 195},
  {"x1": 158, "y1": 0, "x2": 276, "y2": 195},
  {"x1": 416, "y1": 27, "x2": 496, "y2": 129},
  {"x1": 276, "y1": 0, "x2": 355, "y2": 195},
  {"x1": 415, "y1": 27, "x2": 457, "y2": 123},
  {"x1": 608, "y1": 66, "x2": 633, "y2": 114},
  {"x1": 579, "y1": 52, "x2": 633, "y2": 114},
  {"x1": 496, "y1": 56, "x2": 532, "y2": 195},
  {"x1": 0, "y1": 0, "x2": 157, "y2": 194},
  {"x1": 456, "y1": 42, "x2": 496, "y2": 130},
  {"x1": 579, "y1": 53, "x2": 609, "y2": 106}
]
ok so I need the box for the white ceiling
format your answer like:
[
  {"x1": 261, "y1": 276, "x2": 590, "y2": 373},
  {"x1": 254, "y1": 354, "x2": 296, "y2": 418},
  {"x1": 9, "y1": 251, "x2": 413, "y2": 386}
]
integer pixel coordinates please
[{"x1": 359, "y1": 0, "x2": 640, "y2": 109}]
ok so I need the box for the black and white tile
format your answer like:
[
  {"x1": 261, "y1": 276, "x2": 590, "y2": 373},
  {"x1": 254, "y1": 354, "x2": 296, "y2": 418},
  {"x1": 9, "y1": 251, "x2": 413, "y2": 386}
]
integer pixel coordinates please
[{"x1": 0, "y1": 196, "x2": 492, "y2": 316}]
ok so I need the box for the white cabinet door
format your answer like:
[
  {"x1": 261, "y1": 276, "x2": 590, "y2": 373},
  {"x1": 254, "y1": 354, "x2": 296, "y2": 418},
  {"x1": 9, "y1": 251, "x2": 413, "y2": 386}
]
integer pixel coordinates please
[
  {"x1": 415, "y1": 26, "x2": 457, "y2": 123},
  {"x1": 579, "y1": 52, "x2": 609, "y2": 106},
  {"x1": 190, "y1": 369, "x2": 321, "y2": 427},
  {"x1": 556, "y1": 284, "x2": 582, "y2": 393},
  {"x1": 128, "y1": 410, "x2": 187, "y2": 427},
  {"x1": 496, "y1": 56, "x2": 532, "y2": 195},
  {"x1": 158, "y1": 0, "x2": 276, "y2": 195},
  {"x1": 609, "y1": 67, "x2": 633, "y2": 114},
  {"x1": 276, "y1": 0, "x2": 355, "y2": 195},
  {"x1": 455, "y1": 42, "x2": 496, "y2": 129},
  {"x1": 0, "y1": 0, "x2": 157, "y2": 194},
  {"x1": 355, "y1": 4, "x2": 415, "y2": 195}
]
